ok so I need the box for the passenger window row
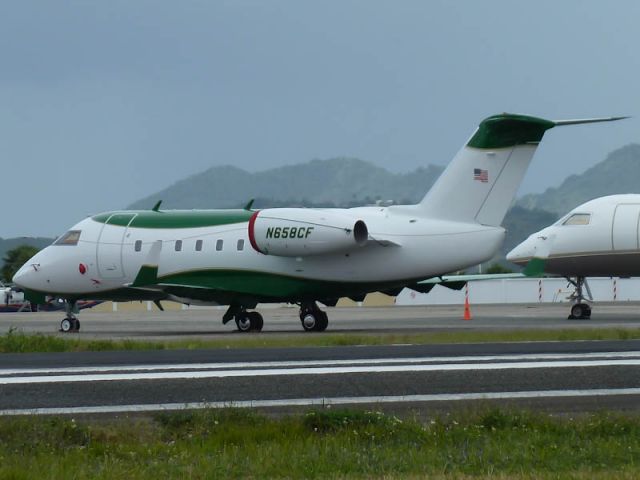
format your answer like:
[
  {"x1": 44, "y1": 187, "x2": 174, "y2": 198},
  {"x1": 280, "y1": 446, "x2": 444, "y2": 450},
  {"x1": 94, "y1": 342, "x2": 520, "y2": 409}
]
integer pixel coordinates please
[{"x1": 133, "y1": 239, "x2": 245, "y2": 252}]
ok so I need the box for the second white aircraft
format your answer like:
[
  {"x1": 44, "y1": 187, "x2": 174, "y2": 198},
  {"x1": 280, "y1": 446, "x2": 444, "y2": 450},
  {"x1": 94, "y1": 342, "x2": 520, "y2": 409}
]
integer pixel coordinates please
[{"x1": 508, "y1": 193, "x2": 640, "y2": 319}]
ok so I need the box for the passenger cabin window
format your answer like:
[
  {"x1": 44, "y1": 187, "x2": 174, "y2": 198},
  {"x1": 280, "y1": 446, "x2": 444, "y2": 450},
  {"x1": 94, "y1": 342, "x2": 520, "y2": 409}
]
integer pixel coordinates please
[
  {"x1": 237, "y1": 239, "x2": 245, "y2": 251},
  {"x1": 563, "y1": 213, "x2": 591, "y2": 226},
  {"x1": 216, "y1": 239, "x2": 223, "y2": 251},
  {"x1": 195, "y1": 240, "x2": 203, "y2": 252},
  {"x1": 134, "y1": 240, "x2": 142, "y2": 252},
  {"x1": 175, "y1": 240, "x2": 183, "y2": 252},
  {"x1": 54, "y1": 230, "x2": 81, "y2": 246}
]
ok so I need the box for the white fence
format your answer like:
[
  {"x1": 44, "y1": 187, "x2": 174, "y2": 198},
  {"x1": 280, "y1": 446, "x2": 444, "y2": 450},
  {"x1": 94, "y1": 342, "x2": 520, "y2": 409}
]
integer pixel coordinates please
[{"x1": 396, "y1": 277, "x2": 640, "y2": 305}]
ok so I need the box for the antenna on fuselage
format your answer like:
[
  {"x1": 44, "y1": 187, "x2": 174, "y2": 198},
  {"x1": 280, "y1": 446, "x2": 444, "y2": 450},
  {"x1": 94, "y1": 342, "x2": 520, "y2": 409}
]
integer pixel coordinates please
[
  {"x1": 244, "y1": 199, "x2": 255, "y2": 211},
  {"x1": 151, "y1": 200, "x2": 163, "y2": 212}
]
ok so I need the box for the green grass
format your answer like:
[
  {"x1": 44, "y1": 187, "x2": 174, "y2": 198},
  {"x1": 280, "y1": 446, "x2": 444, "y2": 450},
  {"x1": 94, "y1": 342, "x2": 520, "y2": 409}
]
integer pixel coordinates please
[
  {"x1": 0, "y1": 408, "x2": 639, "y2": 478},
  {"x1": 1, "y1": 326, "x2": 640, "y2": 353}
]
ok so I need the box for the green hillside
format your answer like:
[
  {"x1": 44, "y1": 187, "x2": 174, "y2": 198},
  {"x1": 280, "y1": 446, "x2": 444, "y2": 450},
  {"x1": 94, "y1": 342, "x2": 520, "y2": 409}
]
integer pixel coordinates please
[
  {"x1": 128, "y1": 158, "x2": 444, "y2": 209},
  {"x1": 517, "y1": 144, "x2": 640, "y2": 215}
]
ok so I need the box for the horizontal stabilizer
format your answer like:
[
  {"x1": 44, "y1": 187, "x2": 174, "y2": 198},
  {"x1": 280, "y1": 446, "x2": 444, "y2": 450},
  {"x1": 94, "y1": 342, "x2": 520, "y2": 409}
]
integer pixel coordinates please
[{"x1": 553, "y1": 116, "x2": 629, "y2": 126}]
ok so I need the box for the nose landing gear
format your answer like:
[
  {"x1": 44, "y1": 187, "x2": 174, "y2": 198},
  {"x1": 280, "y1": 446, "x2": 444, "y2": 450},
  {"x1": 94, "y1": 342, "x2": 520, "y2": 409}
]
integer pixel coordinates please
[
  {"x1": 566, "y1": 276, "x2": 592, "y2": 320},
  {"x1": 60, "y1": 300, "x2": 80, "y2": 332}
]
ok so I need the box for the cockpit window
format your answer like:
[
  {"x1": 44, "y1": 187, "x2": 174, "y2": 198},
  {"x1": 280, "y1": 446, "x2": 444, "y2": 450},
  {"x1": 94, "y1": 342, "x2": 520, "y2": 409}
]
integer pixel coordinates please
[
  {"x1": 53, "y1": 230, "x2": 82, "y2": 245},
  {"x1": 562, "y1": 213, "x2": 591, "y2": 226}
]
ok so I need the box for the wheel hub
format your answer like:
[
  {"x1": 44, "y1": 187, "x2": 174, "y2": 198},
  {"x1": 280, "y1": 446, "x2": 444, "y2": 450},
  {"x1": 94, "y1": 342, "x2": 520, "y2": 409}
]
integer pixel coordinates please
[{"x1": 302, "y1": 314, "x2": 316, "y2": 329}]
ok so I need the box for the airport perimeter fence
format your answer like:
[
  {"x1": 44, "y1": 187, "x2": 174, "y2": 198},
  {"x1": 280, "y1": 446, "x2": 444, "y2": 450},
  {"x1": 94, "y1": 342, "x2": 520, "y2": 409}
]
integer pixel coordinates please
[{"x1": 395, "y1": 277, "x2": 640, "y2": 306}]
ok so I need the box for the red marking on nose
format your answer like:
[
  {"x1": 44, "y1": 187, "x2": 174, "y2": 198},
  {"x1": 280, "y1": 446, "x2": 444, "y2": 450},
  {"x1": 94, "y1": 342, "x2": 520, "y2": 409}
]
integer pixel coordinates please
[{"x1": 79, "y1": 264, "x2": 87, "y2": 275}]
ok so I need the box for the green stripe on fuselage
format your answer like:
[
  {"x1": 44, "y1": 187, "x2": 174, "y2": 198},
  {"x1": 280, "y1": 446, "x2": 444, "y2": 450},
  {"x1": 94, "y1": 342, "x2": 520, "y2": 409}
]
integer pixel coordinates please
[
  {"x1": 467, "y1": 113, "x2": 556, "y2": 149},
  {"x1": 25, "y1": 269, "x2": 419, "y2": 305},
  {"x1": 159, "y1": 269, "x2": 414, "y2": 301},
  {"x1": 92, "y1": 209, "x2": 253, "y2": 229}
]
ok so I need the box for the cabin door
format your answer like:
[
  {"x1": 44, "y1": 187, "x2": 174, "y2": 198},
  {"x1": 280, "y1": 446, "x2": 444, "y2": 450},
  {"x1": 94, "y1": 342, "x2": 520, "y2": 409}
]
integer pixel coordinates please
[
  {"x1": 96, "y1": 213, "x2": 137, "y2": 278},
  {"x1": 612, "y1": 204, "x2": 640, "y2": 251}
]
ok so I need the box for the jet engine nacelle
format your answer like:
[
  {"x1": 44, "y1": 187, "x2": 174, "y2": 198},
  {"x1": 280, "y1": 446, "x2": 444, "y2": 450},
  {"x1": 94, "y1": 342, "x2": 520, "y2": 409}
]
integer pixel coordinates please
[{"x1": 248, "y1": 208, "x2": 369, "y2": 257}]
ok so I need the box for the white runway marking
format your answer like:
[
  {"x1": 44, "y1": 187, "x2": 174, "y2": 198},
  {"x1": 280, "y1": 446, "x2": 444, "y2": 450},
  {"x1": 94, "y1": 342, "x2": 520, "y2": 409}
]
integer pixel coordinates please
[
  {"x1": 2, "y1": 351, "x2": 639, "y2": 376},
  {"x1": 2, "y1": 388, "x2": 640, "y2": 416},
  {"x1": 2, "y1": 356, "x2": 640, "y2": 385}
]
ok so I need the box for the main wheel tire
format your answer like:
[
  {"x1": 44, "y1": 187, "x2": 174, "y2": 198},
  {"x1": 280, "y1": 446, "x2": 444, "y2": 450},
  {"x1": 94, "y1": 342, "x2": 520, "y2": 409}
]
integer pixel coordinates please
[
  {"x1": 315, "y1": 311, "x2": 328, "y2": 332},
  {"x1": 301, "y1": 312, "x2": 317, "y2": 332},
  {"x1": 248, "y1": 312, "x2": 263, "y2": 332},
  {"x1": 570, "y1": 303, "x2": 587, "y2": 319},
  {"x1": 72, "y1": 319, "x2": 81, "y2": 331},
  {"x1": 60, "y1": 318, "x2": 72, "y2": 332},
  {"x1": 236, "y1": 314, "x2": 252, "y2": 332}
]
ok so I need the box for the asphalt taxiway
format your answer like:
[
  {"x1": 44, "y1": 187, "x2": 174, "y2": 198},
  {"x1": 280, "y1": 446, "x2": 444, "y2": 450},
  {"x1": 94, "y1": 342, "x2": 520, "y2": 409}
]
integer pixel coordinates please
[
  {"x1": 1, "y1": 304, "x2": 640, "y2": 416},
  {"x1": 1, "y1": 340, "x2": 640, "y2": 416},
  {"x1": 1, "y1": 303, "x2": 640, "y2": 340}
]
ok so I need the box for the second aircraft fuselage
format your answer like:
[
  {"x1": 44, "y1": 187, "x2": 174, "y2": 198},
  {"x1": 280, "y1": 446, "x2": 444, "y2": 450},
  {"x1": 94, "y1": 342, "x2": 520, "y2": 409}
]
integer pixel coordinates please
[{"x1": 507, "y1": 194, "x2": 640, "y2": 277}]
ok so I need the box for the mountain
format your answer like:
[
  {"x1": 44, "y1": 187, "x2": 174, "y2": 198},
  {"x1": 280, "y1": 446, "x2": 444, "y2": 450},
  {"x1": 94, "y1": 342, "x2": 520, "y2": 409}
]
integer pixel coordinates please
[
  {"x1": 128, "y1": 158, "x2": 445, "y2": 209},
  {"x1": 517, "y1": 144, "x2": 640, "y2": 215}
]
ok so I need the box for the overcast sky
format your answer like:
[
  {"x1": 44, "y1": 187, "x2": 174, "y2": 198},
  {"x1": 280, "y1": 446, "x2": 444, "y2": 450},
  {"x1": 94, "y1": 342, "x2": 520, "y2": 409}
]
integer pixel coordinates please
[{"x1": 1, "y1": 0, "x2": 638, "y2": 237}]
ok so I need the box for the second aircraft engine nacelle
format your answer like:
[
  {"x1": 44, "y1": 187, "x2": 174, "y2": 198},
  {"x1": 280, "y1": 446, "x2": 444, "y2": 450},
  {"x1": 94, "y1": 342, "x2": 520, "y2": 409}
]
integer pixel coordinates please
[{"x1": 248, "y1": 208, "x2": 369, "y2": 257}]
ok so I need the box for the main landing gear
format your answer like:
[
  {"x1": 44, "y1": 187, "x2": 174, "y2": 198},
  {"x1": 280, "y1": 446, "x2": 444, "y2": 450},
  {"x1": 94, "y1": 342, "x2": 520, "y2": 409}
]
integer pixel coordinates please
[
  {"x1": 566, "y1": 276, "x2": 592, "y2": 320},
  {"x1": 60, "y1": 300, "x2": 81, "y2": 333},
  {"x1": 222, "y1": 302, "x2": 329, "y2": 332},
  {"x1": 222, "y1": 305, "x2": 264, "y2": 332},
  {"x1": 221, "y1": 302, "x2": 330, "y2": 332},
  {"x1": 299, "y1": 302, "x2": 328, "y2": 332}
]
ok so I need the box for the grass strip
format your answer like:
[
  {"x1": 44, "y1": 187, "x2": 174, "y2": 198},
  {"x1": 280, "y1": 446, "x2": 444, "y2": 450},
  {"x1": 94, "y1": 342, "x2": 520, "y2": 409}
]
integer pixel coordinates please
[
  {"x1": 1, "y1": 326, "x2": 640, "y2": 353},
  {"x1": 0, "y1": 407, "x2": 639, "y2": 479}
]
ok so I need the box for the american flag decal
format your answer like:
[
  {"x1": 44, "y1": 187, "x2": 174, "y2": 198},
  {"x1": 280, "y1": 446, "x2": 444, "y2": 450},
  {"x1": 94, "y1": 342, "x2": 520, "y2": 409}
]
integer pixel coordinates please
[{"x1": 473, "y1": 168, "x2": 488, "y2": 183}]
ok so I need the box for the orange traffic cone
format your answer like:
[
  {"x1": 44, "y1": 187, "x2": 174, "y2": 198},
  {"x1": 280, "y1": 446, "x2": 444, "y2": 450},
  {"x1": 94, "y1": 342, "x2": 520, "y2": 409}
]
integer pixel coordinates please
[{"x1": 462, "y1": 284, "x2": 472, "y2": 321}]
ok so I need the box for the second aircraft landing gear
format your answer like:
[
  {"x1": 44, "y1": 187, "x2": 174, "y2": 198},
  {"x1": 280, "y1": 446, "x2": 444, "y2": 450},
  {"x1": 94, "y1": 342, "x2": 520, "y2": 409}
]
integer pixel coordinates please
[
  {"x1": 223, "y1": 305, "x2": 263, "y2": 332},
  {"x1": 566, "y1": 276, "x2": 592, "y2": 320},
  {"x1": 299, "y1": 302, "x2": 328, "y2": 332},
  {"x1": 60, "y1": 300, "x2": 80, "y2": 333}
]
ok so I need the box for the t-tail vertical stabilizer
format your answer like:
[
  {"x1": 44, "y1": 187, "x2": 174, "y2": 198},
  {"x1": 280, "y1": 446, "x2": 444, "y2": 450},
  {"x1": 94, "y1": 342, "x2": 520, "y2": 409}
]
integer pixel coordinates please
[{"x1": 419, "y1": 114, "x2": 627, "y2": 227}]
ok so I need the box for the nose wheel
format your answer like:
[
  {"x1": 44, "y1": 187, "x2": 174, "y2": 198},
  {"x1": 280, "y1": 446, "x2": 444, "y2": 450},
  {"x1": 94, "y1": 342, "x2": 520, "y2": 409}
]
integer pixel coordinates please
[
  {"x1": 60, "y1": 299, "x2": 81, "y2": 332},
  {"x1": 60, "y1": 317, "x2": 80, "y2": 333},
  {"x1": 566, "y1": 276, "x2": 592, "y2": 320}
]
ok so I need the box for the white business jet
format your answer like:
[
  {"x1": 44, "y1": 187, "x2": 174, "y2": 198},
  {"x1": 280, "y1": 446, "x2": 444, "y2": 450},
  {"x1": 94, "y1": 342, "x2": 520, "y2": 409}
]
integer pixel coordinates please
[
  {"x1": 508, "y1": 193, "x2": 640, "y2": 319},
  {"x1": 13, "y1": 114, "x2": 624, "y2": 332}
]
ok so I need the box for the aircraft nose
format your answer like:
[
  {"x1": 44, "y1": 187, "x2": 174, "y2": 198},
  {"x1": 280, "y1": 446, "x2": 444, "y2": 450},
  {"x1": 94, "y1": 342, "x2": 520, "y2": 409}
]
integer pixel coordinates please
[
  {"x1": 12, "y1": 261, "x2": 41, "y2": 289},
  {"x1": 507, "y1": 231, "x2": 555, "y2": 264},
  {"x1": 506, "y1": 237, "x2": 536, "y2": 264}
]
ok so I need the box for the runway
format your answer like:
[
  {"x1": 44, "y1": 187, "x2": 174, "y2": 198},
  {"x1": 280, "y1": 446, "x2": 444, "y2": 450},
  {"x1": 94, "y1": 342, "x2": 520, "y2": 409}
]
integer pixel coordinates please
[{"x1": 2, "y1": 340, "x2": 640, "y2": 416}]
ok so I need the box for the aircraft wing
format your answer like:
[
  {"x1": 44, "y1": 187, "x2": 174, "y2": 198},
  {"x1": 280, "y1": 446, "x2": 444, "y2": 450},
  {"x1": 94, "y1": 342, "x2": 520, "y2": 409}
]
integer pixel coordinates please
[{"x1": 410, "y1": 272, "x2": 526, "y2": 294}]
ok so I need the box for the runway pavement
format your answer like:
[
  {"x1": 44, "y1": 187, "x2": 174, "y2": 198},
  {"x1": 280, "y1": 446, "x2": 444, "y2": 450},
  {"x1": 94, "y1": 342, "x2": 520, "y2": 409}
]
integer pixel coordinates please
[{"x1": 2, "y1": 340, "x2": 640, "y2": 416}]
